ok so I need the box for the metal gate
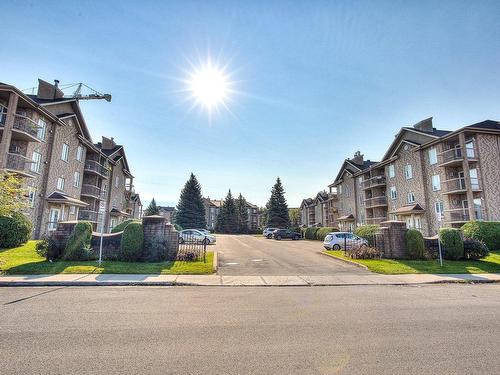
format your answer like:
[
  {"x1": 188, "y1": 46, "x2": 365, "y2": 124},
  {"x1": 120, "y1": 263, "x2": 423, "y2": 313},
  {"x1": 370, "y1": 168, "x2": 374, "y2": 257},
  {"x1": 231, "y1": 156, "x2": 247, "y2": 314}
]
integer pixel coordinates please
[{"x1": 178, "y1": 233, "x2": 207, "y2": 261}]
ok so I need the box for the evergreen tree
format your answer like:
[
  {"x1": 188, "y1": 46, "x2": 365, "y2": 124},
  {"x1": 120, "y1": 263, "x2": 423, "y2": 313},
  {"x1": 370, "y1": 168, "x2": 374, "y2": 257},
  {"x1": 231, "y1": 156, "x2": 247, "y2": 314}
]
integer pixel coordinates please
[
  {"x1": 266, "y1": 177, "x2": 290, "y2": 228},
  {"x1": 235, "y1": 193, "x2": 249, "y2": 233},
  {"x1": 289, "y1": 208, "x2": 300, "y2": 228},
  {"x1": 175, "y1": 173, "x2": 207, "y2": 229},
  {"x1": 144, "y1": 197, "x2": 159, "y2": 216},
  {"x1": 215, "y1": 190, "x2": 238, "y2": 233}
]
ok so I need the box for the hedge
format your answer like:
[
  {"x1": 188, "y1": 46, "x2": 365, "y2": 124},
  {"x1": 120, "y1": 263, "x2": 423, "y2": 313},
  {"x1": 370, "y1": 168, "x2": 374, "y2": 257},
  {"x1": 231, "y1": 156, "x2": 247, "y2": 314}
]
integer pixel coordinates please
[
  {"x1": 316, "y1": 227, "x2": 339, "y2": 241},
  {"x1": 0, "y1": 212, "x2": 33, "y2": 248},
  {"x1": 461, "y1": 221, "x2": 500, "y2": 250},
  {"x1": 303, "y1": 227, "x2": 319, "y2": 240},
  {"x1": 63, "y1": 222, "x2": 93, "y2": 260},
  {"x1": 439, "y1": 228, "x2": 464, "y2": 260},
  {"x1": 120, "y1": 222, "x2": 144, "y2": 261},
  {"x1": 111, "y1": 219, "x2": 139, "y2": 233},
  {"x1": 405, "y1": 229, "x2": 425, "y2": 259}
]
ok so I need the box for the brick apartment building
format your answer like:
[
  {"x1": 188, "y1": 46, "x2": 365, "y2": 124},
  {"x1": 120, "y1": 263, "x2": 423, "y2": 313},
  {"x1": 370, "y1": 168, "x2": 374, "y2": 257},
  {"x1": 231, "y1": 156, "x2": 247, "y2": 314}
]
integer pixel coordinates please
[
  {"x1": 300, "y1": 118, "x2": 500, "y2": 236},
  {"x1": 0, "y1": 79, "x2": 141, "y2": 237},
  {"x1": 203, "y1": 197, "x2": 260, "y2": 230}
]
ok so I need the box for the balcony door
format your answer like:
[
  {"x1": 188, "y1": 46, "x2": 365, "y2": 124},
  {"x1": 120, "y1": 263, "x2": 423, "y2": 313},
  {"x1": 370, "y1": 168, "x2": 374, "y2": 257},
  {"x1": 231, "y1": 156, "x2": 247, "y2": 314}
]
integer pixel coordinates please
[
  {"x1": 469, "y1": 168, "x2": 479, "y2": 190},
  {"x1": 48, "y1": 208, "x2": 60, "y2": 231},
  {"x1": 458, "y1": 171, "x2": 466, "y2": 190}
]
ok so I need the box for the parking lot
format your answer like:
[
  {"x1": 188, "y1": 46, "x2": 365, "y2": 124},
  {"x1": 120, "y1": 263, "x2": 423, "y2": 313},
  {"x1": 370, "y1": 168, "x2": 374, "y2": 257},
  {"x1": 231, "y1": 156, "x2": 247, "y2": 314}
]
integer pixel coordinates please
[{"x1": 215, "y1": 234, "x2": 370, "y2": 275}]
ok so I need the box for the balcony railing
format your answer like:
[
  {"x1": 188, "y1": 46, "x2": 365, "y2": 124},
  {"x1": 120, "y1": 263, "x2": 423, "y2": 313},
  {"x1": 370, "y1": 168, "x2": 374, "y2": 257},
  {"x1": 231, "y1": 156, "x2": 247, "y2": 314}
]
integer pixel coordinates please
[
  {"x1": 5, "y1": 153, "x2": 33, "y2": 177},
  {"x1": 365, "y1": 196, "x2": 387, "y2": 208},
  {"x1": 80, "y1": 184, "x2": 105, "y2": 199},
  {"x1": 78, "y1": 210, "x2": 98, "y2": 222},
  {"x1": 362, "y1": 175, "x2": 386, "y2": 189},
  {"x1": 13, "y1": 114, "x2": 40, "y2": 141},
  {"x1": 439, "y1": 142, "x2": 477, "y2": 166},
  {"x1": 366, "y1": 217, "x2": 387, "y2": 225},
  {"x1": 443, "y1": 176, "x2": 481, "y2": 194},
  {"x1": 84, "y1": 160, "x2": 109, "y2": 178}
]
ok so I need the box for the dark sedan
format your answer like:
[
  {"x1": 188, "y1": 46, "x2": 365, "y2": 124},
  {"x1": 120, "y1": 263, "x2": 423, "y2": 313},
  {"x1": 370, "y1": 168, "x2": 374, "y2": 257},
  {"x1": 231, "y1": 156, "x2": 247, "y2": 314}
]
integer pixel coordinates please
[{"x1": 272, "y1": 229, "x2": 301, "y2": 240}]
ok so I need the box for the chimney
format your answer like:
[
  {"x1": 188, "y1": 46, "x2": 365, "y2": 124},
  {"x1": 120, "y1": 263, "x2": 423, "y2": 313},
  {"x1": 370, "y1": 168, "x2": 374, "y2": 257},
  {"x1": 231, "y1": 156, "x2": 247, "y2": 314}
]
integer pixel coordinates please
[
  {"x1": 36, "y1": 79, "x2": 64, "y2": 100},
  {"x1": 54, "y1": 79, "x2": 59, "y2": 88},
  {"x1": 413, "y1": 117, "x2": 434, "y2": 133},
  {"x1": 350, "y1": 151, "x2": 364, "y2": 165},
  {"x1": 101, "y1": 136, "x2": 116, "y2": 150}
]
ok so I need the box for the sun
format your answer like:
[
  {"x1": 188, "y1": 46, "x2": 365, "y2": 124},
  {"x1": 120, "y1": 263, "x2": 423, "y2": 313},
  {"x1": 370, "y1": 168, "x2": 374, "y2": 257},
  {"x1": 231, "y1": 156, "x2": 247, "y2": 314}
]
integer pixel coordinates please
[{"x1": 186, "y1": 59, "x2": 232, "y2": 113}]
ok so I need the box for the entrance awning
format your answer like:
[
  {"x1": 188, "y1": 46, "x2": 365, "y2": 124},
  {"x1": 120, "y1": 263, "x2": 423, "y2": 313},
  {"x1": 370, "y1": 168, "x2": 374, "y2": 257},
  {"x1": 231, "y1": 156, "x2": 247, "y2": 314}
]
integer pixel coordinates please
[
  {"x1": 391, "y1": 204, "x2": 425, "y2": 215},
  {"x1": 110, "y1": 208, "x2": 131, "y2": 217},
  {"x1": 338, "y1": 214, "x2": 355, "y2": 221},
  {"x1": 46, "y1": 192, "x2": 88, "y2": 207}
]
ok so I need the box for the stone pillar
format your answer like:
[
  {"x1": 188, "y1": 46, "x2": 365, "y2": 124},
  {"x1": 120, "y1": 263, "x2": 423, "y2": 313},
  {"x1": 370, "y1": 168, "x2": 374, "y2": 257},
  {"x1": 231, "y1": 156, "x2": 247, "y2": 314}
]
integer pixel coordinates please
[
  {"x1": 164, "y1": 223, "x2": 179, "y2": 260},
  {"x1": 142, "y1": 215, "x2": 167, "y2": 261},
  {"x1": 379, "y1": 220, "x2": 407, "y2": 259},
  {"x1": 0, "y1": 93, "x2": 19, "y2": 168}
]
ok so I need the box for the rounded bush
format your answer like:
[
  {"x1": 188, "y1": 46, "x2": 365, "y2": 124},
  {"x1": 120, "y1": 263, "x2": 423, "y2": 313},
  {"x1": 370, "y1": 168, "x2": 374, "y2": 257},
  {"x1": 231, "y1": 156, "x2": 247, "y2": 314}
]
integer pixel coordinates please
[
  {"x1": 0, "y1": 212, "x2": 33, "y2": 248},
  {"x1": 405, "y1": 229, "x2": 425, "y2": 259},
  {"x1": 304, "y1": 227, "x2": 319, "y2": 240},
  {"x1": 439, "y1": 228, "x2": 464, "y2": 260},
  {"x1": 461, "y1": 221, "x2": 500, "y2": 251},
  {"x1": 120, "y1": 222, "x2": 144, "y2": 261},
  {"x1": 316, "y1": 227, "x2": 339, "y2": 241},
  {"x1": 63, "y1": 222, "x2": 93, "y2": 260},
  {"x1": 110, "y1": 219, "x2": 139, "y2": 233},
  {"x1": 463, "y1": 237, "x2": 489, "y2": 260}
]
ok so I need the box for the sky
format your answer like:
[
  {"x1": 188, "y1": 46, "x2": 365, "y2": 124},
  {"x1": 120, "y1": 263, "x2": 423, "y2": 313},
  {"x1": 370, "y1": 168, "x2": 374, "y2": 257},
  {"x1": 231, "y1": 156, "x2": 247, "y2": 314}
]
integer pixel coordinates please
[{"x1": 2, "y1": 0, "x2": 500, "y2": 208}]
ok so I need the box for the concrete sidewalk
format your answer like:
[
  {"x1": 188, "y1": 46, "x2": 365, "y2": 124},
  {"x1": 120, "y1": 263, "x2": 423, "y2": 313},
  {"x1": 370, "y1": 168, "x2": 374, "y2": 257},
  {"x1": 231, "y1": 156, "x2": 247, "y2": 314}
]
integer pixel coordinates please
[{"x1": 1, "y1": 273, "x2": 499, "y2": 286}]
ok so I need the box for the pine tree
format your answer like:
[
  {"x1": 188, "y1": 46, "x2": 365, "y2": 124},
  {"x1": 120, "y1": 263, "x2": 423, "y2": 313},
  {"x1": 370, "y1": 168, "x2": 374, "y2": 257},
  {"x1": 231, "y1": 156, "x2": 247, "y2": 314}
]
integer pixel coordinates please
[
  {"x1": 144, "y1": 197, "x2": 159, "y2": 216},
  {"x1": 215, "y1": 190, "x2": 238, "y2": 234},
  {"x1": 266, "y1": 177, "x2": 290, "y2": 228},
  {"x1": 235, "y1": 193, "x2": 249, "y2": 233},
  {"x1": 175, "y1": 173, "x2": 207, "y2": 229}
]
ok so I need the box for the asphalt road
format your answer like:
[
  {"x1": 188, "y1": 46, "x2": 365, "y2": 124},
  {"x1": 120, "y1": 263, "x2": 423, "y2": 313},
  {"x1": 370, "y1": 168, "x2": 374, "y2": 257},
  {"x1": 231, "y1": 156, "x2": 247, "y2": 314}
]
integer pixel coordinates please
[
  {"x1": 216, "y1": 234, "x2": 368, "y2": 275},
  {"x1": 1, "y1": 284, "x2": 499, "y2": 374}
]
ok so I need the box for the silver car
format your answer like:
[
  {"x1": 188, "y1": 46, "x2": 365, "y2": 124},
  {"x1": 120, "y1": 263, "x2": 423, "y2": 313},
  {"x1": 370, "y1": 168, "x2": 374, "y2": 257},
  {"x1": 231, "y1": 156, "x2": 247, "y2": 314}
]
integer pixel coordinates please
[
  {"x1": 323, "y1": 232, "x2": 367, "y2": 250},
  {"x1": 180, "y1": 229, "x2": 216, "y2": 244},
  {"x1": 262, "y1": 227, "x2": 277, "y2": 238}
]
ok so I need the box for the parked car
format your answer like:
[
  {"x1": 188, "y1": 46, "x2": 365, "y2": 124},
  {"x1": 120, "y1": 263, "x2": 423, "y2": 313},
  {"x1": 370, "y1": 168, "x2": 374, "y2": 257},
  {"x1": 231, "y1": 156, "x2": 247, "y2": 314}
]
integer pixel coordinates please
[
  {"x1": 272, "y1": 229, "x2": 301, "y2": 240},
  {"x1": 196, "y1": 228, "x2": 211, "y2": 235},
  {"x1": 263, "y1": 227, "x2": 278, "y2": 238},
  {"x1": 323, "y1": 232, "x2": 367, "y2": 250},
  {"x1": 179, "y1": 229, "x2": 216, "y2": 244}
]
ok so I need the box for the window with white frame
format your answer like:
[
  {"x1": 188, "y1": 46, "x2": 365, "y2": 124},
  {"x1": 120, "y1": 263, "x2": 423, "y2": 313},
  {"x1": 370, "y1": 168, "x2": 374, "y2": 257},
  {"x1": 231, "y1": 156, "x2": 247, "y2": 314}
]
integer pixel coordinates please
[
  {"x1": 404, "y1": 164, "x2": 413, "y2": 179},
  {"x1": 37, "y1": 118, "x2": 46, "y2": 140},
  {"x1": 61, "y1": 143, "x2": 69, "y2": 162},
  {"x1": 338, "y1": 185, "x2": 342, "y2": 194},
  {"x1": 388, "y1": 164, "x2": 395, "y2": 178},
  {"x1": 115, "y1": 176, "x2": 120, "y2": 188},
  {"x1": 76, "y1": 145, "x2": 83, "y2": 162},
  {"x1": 435, "y1": 201, "x2": 444, "y2": 221},
  {"x1": 30, "y1": 151, "x2": 42, "y2": 173},
  {"x1": 390, "y1": 186, "x2": 397, "y2": 200},
  {"x1": 28, "y1": 189, "x2": 36, "y2": 208},
  {"x1": 69, "y1": 206, "x2": 76, "y2": 215},
  {"x1": 48, "y1": 208, "x2": 60, "y2": 231},
  {"x1": 73, "y1": 171, "x2": 80, "y2": 188},
  {"x1": 57, "y1": 177, "x2": 65, "y2": 191},
  {"x1": 407, "y1": 192, "x2": 415, "y2": 203},
  {"x1": 431, "y1": 174, "x2": 441, "y2": 191},
  {"x1": 428, "y1": 148, "x2": 437, "y2": 165}
]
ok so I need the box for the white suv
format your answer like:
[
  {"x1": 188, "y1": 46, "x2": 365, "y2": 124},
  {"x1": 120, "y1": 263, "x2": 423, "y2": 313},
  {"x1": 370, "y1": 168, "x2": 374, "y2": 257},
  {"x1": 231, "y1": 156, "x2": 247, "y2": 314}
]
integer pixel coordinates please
[
  {"x1": 263, "y1": 227, "x2": 277, "y2": 238},
  {"x1": 323, "y1": 232, "x2": 367, "y2": 250}
]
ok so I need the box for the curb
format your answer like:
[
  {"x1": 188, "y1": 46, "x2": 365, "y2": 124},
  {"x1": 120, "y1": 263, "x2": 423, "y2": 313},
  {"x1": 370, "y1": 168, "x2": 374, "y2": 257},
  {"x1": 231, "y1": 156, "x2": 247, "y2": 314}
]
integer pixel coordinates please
[{"x1": 320, "y1": 251, "x2": 370, "y2": 270}]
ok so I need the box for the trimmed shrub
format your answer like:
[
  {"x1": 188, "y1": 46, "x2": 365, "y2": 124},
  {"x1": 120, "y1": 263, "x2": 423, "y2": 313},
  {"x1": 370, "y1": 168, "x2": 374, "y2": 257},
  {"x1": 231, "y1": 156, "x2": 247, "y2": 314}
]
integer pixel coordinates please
[
  {"x1": 405, "y1": 229, "x2": 425, "y2": 259},
  {"x1": 63, "y1": 222, "x2": 93, "y2": 260},
  {"x1": 174, "y1": 223, "x2": 183, "y2": 232},
  {"x1": 346, "y1": 245, "x2": 381, "y2": 259},
  {"x1": 316, "y1": 227, "x2": 339, "y2": 241},
  {"x1": 0, "y1": 212, "x2": 33, "y2": 248},
  {"x1": 111, "y1": 219, "x2": 139, "y2": 233},
  {"x1": 354, "y1": 224, "x2": 379, "y2": 247},
  {"x1": 463, "y1": 237, "x2": 489, "y2": 260},
  {"x1": 304, "y1": 227, "x2": 319, "y2": 240},
  {"x1": 120, "y1": 222, "x2": 144, "y2": 261},
  {"x1": 461, "y1": 221, "x2": 500, "y2": 251},
  {"x1": 439, "y1": 228, "x2": 464, "y2": 260}
]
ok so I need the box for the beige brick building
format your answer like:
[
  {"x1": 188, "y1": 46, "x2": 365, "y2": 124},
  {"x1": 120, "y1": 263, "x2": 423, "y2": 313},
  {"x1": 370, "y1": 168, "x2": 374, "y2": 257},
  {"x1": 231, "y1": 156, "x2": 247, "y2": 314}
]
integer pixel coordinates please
[
  {"x1": 0, "y1": 79, "x2": 140, "y2": 237},
  {"x1": 300, "y1": 191, "x2": 338, "y2": 228}
]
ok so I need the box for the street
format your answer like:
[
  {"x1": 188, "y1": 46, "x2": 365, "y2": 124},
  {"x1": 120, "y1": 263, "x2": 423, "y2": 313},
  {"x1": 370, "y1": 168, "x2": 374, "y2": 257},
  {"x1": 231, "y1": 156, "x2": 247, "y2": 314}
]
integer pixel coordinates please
[
  {"x1": 1, "y1": 284, "x2": 499, "y2": 374},
  {"x1": 216, "y1": 234, "x2": 368, "y2": 275}
]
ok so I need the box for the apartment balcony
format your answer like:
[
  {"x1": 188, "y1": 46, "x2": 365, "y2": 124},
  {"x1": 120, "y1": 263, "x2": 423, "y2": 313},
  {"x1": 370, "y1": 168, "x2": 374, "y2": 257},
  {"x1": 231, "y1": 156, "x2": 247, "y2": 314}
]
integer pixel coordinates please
[
  {"x1": 5, "y1": 153, "x2": 34, "y2": 178},
  {"x1": 439, "y1": 143, "x2": 478, "y2": 167},
  {"x1": 12, "y1": 114, "x2": 41, "y2": 143},
  {"x1": 366, "y1": 216, "x2": 387, "y2": 225},
  {"x1": 83, "y1": 160, "x2": 109, "y2": 178},
  {"x1": 80, "y1": 184, "x2": 106, "y2": 200},
  {"x1": 78, "y1": 209, "x2": 99, "y2": 222},
  {"x1": 365, "y1": 196, "x2": 388, "y2": 208},
  {"x1": 362, "y1": 175, "x2": 386, "y2": 190},
  {"x1": 442, "y1": 176, "x2": 481, "y2": 195}
]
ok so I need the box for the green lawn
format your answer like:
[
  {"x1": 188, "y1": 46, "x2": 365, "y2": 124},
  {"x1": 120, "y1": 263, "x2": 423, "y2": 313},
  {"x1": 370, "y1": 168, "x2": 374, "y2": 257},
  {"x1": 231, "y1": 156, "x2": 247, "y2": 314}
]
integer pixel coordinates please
[
  {"x1": 325, "y1": 250, "x2": 500, "y2": 274},
  {"x1": 0, "y1": 241, "x2": 214, "y2": 275}
]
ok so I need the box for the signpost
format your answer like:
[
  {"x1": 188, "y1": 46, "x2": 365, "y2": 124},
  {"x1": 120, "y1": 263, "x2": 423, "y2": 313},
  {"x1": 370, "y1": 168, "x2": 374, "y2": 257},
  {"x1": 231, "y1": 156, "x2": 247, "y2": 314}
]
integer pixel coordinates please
[{"x1": 98, "y1": 200, "x2": 106, "y2": 266}]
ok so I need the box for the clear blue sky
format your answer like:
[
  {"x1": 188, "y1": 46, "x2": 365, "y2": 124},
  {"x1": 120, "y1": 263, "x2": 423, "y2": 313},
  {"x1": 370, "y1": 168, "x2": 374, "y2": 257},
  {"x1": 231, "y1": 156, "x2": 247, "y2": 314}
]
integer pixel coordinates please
[{"x1": 3, "y1": 0, "x2": 500, "y2": 207}]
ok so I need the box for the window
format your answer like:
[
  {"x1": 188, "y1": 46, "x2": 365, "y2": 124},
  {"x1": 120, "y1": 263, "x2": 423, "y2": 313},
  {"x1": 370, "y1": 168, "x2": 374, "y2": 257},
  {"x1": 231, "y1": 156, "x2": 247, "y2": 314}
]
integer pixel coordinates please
[
  {"x1": 407, "y1": 192, "x2": 415, "y2": 203},
  {"x1": 338, "y1": 185, "x2": 342, "y2": 194},
  {"x1": 48, "y1": 208, "x2": 60, "y2": 231},
  {"x1": 76, "y1": 145, "x2": 83, "y2": 161},
  {"x1": 469, "y1": 168, "x2": 479, "y2": 190},
  {"x1": 57, "y1": 177, "x2": 65, "y2": 191},
  {"x1": 431, "y1": 174, "x2": 441, "y2": 191},
  {"x1": 115, "y1": 176, "x2": 120, "y2": 188},
  {"x1": 435, "y1": 201, "x2": 444, "y2": 221},
  {"x1": 473, "y1": 198, "x2": 483, "y2": 220},
  {"x1": 69, "y1": 206, "x2": 76, "y2": 215},
  {"x1": 390, "y1": 186, "x2": 397, "y2": 200},
  {"x1": 428, "y1": 148, "x2": 437, "y2": 165},
  {"x1": 61, "y1": 143, "x2": 69, "y2": 162},
  {"x1": 28, "y1": 189, "x2": 36, "y2": 208},
  {"x1": 404, "y1": 164, "x2": 413, "y2": 179},
  {"x1": 466, "y1": 140, "x2": 475, "y2": 158},
  {"x1": 357, "y1": 176, "x2": 363, "y2": 185},
  {"x1": 37, "y1": 118, "x2": 46, "y2": 140},
  {"x1": 30, "y1": 151, "x2": 42, "y2": 173},
  {"x1": 388, "y1": 164, "x2": 395, "y2": 178},
  {"x1": 73, "y1": 171, "x2": 80, "y2": 188}
]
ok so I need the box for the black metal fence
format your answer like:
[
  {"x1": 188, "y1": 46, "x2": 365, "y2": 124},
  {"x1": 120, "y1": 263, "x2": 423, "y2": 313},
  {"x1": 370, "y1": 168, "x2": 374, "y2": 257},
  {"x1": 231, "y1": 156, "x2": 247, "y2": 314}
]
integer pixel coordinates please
[{"x1": 178, "y1": 233, "x2": 207, "y2": 262}]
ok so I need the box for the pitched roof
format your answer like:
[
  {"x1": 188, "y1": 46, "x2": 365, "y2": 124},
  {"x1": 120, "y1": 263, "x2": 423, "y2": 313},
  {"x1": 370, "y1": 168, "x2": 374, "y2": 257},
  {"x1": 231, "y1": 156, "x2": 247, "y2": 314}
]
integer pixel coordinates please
[
  {"x1": 338, "y1": 214, "x2": 355, "y2": 221},
  {"x1": 46, "y1": 192, "x2": 88, "y2": 207},
  {"x1": 391, "y1": 203, "x2": 425, "y2": 214},
  {"x1": 465, "y1": 120, "x2": 500, "y2": 131}
]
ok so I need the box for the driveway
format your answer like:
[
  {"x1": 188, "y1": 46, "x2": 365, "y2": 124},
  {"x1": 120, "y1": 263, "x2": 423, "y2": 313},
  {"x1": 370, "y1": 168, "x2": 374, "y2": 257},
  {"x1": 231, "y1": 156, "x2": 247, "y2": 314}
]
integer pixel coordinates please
[{"x1": 215, "y1": 234, "x2": 369, "y2": 275}]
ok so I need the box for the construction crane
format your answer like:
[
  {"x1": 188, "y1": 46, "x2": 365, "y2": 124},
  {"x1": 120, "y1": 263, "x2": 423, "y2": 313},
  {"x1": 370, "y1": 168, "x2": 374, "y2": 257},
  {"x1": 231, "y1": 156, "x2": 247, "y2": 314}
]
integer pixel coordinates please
[{"x1": 61, "y1": 82, "x2": 112, "y2": 102}]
